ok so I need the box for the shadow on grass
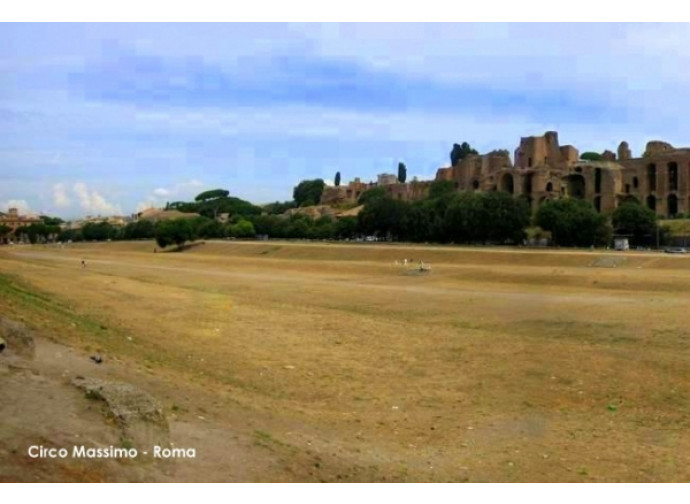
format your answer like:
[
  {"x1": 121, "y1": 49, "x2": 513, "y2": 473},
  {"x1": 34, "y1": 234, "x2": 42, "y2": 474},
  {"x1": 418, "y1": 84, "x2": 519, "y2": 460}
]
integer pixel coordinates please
[{"x1": 159, "y1": 241, "x2": 206, "y2": 253}]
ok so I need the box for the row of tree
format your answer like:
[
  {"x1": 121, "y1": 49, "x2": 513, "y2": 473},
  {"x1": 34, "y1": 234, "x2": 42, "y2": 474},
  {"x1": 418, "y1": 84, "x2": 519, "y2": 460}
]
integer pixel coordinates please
[
  {"x1": 50, "y1": 184, "x2": 661, "y2": 249},
  {"x1": 356, "y1": 183, "x2": 531, "y2": 244},
  {"x1": 166, "y1": 188, "x2": 262, "y2": 218},
  {"x1": 0, "y1": 216, "x2": 64, "y2": 244}
]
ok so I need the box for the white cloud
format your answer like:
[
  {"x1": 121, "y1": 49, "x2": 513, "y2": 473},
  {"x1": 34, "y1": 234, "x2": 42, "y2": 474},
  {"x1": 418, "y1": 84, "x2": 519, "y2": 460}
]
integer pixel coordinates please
[
  {"x1": 137, "y1": 179, "x2": 207, "y2": 213},
  {"x1": 0, "y1": 199, "x2": 31, "y2": 214},
  {"x1": 52, "y1": 183, "x2": 71, "y2": 208},
  {"x1": 148, "y1": 179, "x2": 205, "y2": 201},
  {"x1": 73, "y1": 182, "x2": 122, "y2": 216}
]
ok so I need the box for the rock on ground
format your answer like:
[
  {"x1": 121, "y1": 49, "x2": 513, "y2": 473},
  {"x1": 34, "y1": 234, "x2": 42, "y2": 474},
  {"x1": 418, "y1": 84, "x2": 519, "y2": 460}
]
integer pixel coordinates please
[
  {"x1": 71, "y1": 376, "x2": 169, "y2": 449},
  {"x1": 0, "y1": 316, "x2": 36, "y2": 358}
]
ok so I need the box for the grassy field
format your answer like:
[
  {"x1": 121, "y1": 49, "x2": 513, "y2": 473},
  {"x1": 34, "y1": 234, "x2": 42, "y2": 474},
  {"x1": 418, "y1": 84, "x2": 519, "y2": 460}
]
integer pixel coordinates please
[{"x1": 2, "y1": 240, "x2": 690, "y2": 482}]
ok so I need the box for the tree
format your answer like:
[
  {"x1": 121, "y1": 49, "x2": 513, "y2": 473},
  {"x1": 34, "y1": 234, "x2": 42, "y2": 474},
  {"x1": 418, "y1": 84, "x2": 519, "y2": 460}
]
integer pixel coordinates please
[
  {"x1": 357, "y1": 187, "x2": 387, "y2": 205},
  {"x1": 196, "y1": 218, "x2": 226, "y2": 239},
  {"x1": 402, "y1": 200, "x2": 437, "y2": 242},
  {"x1": 312, "y1": 216, "x2": 336, "y2": 239},
  {"x1": 286, "y1": 216, "x2": 312, "y2": 238},
  {"x1": 443, "y1": 192, "x2": 488, "y2": 243},
  {"x1": 40, "y1": 216, "x2": 64, "y2": 226},
  {"x1": 535, "y1": 199, "x2": 610, "y2": 247},
  {"x1": 398, "y1": 162, "x2": 407, "y2": 183},
  {"x1": 612, "y1": 201, "x2": 657, "y2": 245},
  {"x1": 450, "y1": 142, "x2": 478, "y2": 166},
  {"x1": 334, "y1": 171, "x2": 341, "y2": 187},
  {"x1": 429, "y1": 180, "x2": 455, "y2": 199},
  {"x1": 155, "y1": 219, "x2": 196, "y2": 249},
  {"x1": 263, "y1": 201, "x2": 296, "y2": 215},
  {"x1": 81, "y1": 222, "x2": 118, "y2": 241},
  {"x1": 229, "y1": 219, "x2": 256, "y2": 238},
  {"x1": 480, "y1": 192, "x2": 531, "y2": 244},
  {"x1": 57, "y1": 228, "x2": 83, "y2": 242},
  {"x1": 357, "y1": 197, "x2": 409, "y2": 240},
  {"x1": 195, "y1": 189, "x2": 230, "y2": 202},
  {"x1": 334, "y1": 216, "x2": 358, "y2": 239},
  {"x1": 293, "y1": 179, "x2": 326, "y2": 207},
  {"x1": 124, "y1": 219, "x2": 156, "y2": 240},
  {"x1": 580, "y1": 152, "x2": 604, "y2": 162}
]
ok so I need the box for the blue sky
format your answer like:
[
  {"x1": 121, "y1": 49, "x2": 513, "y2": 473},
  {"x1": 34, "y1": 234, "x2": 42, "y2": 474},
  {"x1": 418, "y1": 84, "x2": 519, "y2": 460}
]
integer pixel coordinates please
[{"x1": 2, "y1": 23, "x2": 690, "y2": 218}]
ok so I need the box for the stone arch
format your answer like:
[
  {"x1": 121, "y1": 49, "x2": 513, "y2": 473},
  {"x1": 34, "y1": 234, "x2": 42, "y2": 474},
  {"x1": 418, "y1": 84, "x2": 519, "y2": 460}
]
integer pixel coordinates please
[
  {"x1": 472, "y1": 180, "x2": 479, "y2": 190},
  {"x1": 669, "y1": 162, "x2": 679, "y2": 191},
  {"x1": 546, "y1": 182, "x2": 553, "y2": 192},
  {"x1": 647, "y1": 163, "x2": 657, "y2": 191},
  {"x1": 500, "y1": 173, "x2": 514, "y2": 194},
  {"x1": 647, "y1": 194, "x2": 657, "y2": 211},
  {"x1": 668, "y1": 194, "x2": 678, "y2": 217},
  {"x1": 566, "y1": 174, "x2": 586, "y2": 199},
  {"x1": 522, "y1": 173, "x2": 533, "y2": 195},
  {"x1": 594, "y1": 196, "x2": 602, "y2": 212},
  {"x1": 633, "y1": 176, "x2": 639, "y2": 189},
  {"x1": 594, "y1": 168, "x2": 602, "y2": 193}
]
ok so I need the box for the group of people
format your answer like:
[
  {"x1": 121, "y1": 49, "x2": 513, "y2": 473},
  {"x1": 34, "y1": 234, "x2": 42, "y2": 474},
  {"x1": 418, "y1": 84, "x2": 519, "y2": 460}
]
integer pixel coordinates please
[{"x1": 394, "y1": 258, "x2": 431, "y2": 272}]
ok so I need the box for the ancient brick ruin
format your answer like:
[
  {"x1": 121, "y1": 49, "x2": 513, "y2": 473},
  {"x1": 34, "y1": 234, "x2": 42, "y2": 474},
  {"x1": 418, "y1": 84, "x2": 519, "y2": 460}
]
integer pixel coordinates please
[{"x1": 322, "y1": 131, "x2": 690, "y2": 218}]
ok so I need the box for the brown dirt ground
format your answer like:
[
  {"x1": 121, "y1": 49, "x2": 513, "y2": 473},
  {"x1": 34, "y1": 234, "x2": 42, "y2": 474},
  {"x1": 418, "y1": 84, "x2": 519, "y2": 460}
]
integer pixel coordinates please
[{"x1": 1, "y1": 240, "x2": 690, "y2": 482}]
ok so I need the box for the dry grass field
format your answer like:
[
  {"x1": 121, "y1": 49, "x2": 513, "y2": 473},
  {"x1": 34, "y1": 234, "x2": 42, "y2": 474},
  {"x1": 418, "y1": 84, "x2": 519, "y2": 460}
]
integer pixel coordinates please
[{"x1": 1, "y1": 240, "x2": 690, "y2": 482}]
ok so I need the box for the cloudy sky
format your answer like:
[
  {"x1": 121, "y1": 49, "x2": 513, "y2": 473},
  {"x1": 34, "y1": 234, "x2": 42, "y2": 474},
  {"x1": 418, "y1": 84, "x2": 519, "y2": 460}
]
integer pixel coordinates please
[{"x1": 2, "y1": 23, "x2": 690, "y2": 218}]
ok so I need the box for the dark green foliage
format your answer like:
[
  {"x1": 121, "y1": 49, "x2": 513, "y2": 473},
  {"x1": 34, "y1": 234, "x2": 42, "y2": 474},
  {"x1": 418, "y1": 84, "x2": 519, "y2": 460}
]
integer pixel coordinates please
[
  {"x1": 81, "y1": 222, "x2": 119, "y2": 242},
  {"x1": 309, "y1": 216, "x2": 333, "y2": 240},
  {"x1": 356, "y1": 189, "x2": 529, "y2": 244},
  {"x1": 154, "y1": 219, "x2": 196, "y2": 249},
  {"x1": 357, "y1": 196, "x2": 409, "y2": 240},
  {"x1": 397, "y1": 162, "x2": 407, "y2": 183},
  {"x1": 402, "y1": 200, "x2": 438, "y2": 242},
  {"x1": 57, "y1": 229, "x2": 82, "y2": 242},
  {"x1": 263, "y1": 201, "x2": 297, "y2": 215},
  {"x1": 334, "y1": 217, "x2": 358, "y2": 239},
  {"x1": 535, "y1": 199, "x2": 611, "y2": 247},
  {"x1": 170, "y1": 192, "x2": 261, "y2": 219},
  {"x1": 580, "y1": 152, "x2": 604, "y2": 162},
  {"x1": 357, "y1": 187, "x2": 387, "y2": 205},
  {"x1": 195, "y1": 189, "x2": 230, "y2": 202},
  {"x1": 195, "y1": 218, "x2": 226, "y2": 239},
  {"x1": 167, "y1": 201, "x2": 199, "y2": 213},
  {"x1": 335, "y1": 171, "x2": 341, "y2": 187},
  {"x1": 40, "y1": 216, "x2": 64, "y2": 226},
  {"x1": 612, "y1": 201, "x2": 657, "y2": 245},
  {"x1": 428, "y1": 180, "x2": 455, "y2": 199},
  {"x1": 198, "y1": 197, "x2": 262, "y2": 219},
  {"x1": 228, "y1": 219, "x2": 256, "y2": 238},
  {"x1": 444, "y1": 192, "x2": 528, "y2": 244},
  {"x1": 293, "y1": 179, "x2": 326, "y2": 207},
  {"x1": 122, "y1": 220, "x2": 155, "y2": 240},
  {"x1": 19, "y1": 223, "x2": 49, "y2": 244},
  {"x1": 286, "y1": 216, "x2": 312, "y2": 238},
  {"x1": 450, "y1": 142, "x2": 478, "y2": 166}
]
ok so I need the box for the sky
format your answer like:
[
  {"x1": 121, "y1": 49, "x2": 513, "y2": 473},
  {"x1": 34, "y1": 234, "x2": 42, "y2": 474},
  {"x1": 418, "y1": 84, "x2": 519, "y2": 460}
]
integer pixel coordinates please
[{"x1": 2, "y1": 23, "x2": 690, "y2": 218}]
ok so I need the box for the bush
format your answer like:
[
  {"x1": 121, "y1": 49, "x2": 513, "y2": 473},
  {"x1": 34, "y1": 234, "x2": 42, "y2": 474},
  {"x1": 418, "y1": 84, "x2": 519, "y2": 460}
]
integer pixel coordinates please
[
  {"x1": 535, "y1": 199, "x2": 609, "y2": 247},
  {"x1": 229, "y1": 219, "x2": 256, "y2": 238},
  {"x1": 155, "y1": 219, "x2": 196, "y2": 249},
  {"x1": 612, "y1": 201, "x2": 656, "y2": 244}
]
